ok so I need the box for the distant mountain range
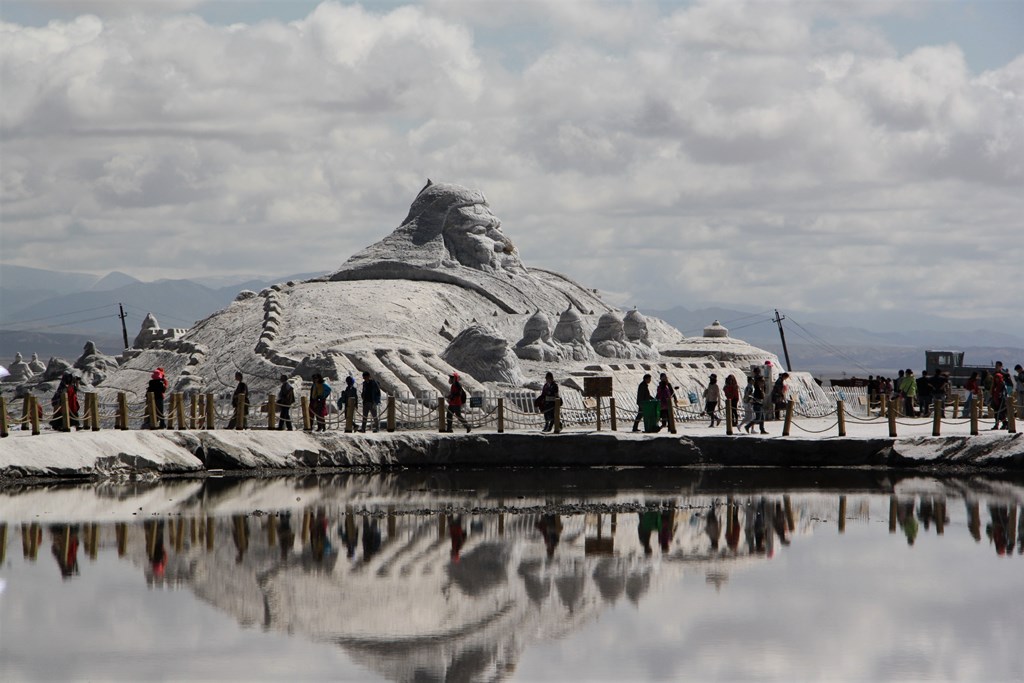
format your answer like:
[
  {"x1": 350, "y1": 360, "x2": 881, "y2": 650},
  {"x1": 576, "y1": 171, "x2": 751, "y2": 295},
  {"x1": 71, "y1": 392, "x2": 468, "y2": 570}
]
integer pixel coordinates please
[{"x1": 3, "y1": 264, "x2": 1022, "y2": 377}]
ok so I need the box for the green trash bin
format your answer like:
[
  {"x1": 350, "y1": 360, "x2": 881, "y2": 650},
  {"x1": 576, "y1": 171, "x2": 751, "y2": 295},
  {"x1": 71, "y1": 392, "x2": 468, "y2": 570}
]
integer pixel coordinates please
[{"x1": 642, "y1": 399, "x2": 661, "y2": 433}]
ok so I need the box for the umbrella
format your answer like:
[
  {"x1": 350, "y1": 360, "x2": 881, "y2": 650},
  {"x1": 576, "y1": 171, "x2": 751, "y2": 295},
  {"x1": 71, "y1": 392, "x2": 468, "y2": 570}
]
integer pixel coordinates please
[{"x1": 0, "y1": 365, "x2": 9, "y2": 381}]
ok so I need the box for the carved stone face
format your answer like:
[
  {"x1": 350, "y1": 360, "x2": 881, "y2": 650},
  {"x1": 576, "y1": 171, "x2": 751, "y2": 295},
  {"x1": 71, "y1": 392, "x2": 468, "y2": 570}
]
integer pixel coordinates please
[
  {"x1": 443, "y1": 202, "x2": 523, "y2": 273},
  {"x1": 520, "y1": 311, "x2": 552, "y2": 345},
  {"x1": 554, "y1": 308, "x2": 586, "y2": 344},
  {"x1": 624, "y1": 310, "x2": 649, "y2": 342},
  {"x1": 590, "y1": 312, "x2": 625, "y2": 344}
]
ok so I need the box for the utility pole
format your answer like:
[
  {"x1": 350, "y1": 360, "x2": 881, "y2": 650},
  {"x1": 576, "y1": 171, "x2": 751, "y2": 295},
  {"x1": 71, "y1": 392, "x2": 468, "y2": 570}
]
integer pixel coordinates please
[
  {"x1": 773, "y1": 309, "x2": 793, "y2": 371},
  {"x1": 117, "y1": 303, "x2": 130, "y2": 350}
]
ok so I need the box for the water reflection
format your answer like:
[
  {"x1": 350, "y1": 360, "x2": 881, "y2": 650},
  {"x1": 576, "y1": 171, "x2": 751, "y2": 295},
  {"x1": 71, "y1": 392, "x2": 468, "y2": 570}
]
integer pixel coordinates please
[{"x1": 1, "y1": 473, "x2": 1023, "y2": 682}]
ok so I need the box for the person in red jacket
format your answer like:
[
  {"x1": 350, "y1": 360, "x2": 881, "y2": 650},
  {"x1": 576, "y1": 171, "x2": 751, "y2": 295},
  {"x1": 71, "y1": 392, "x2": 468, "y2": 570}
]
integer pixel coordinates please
[
  {"x1": 445, "y1": 373, "x2": 471, "y2": 433},
  {"x1": 723, "y1": 374, "x2": 740, "y2": 428},
  {"x1": 991, "y1": 371, "x2": 1009, "y2": 430}
]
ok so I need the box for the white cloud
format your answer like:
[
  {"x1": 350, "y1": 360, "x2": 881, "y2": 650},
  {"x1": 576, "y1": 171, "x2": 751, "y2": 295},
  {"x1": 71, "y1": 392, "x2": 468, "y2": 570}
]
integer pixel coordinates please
[{"x1": 0, "y1": 0, "x2": 1021, "y2": 320}]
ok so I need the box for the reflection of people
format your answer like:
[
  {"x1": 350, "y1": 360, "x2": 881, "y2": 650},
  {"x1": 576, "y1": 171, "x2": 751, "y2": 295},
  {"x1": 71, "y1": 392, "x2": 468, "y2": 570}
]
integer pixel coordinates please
[
  {"x1": 309, "y1": 508, "x2": 330, "y2": 561},
  {"x1": 536, "y1": 514, "x2": 563, "y2": 558},
  {"x1": 50, "y1": 524, "x2": 80, "y2": 579},
  {"x1": 362, "y1": 517, "x2": 382, "y2": 561},
  {"x1": 231, "y1": 514, "x2": 249, "y2": 563},
  {"x1": 637, "y1": 511, "x2": 659, "y2": 556},
  {"x1": 278, "y1": 512, "x2": 295, "y2": 560},
  {"x1": 725, "y1": 497, "x2": 741, "y2": 552},
  {"x1": 986, "y1": 504, "x2": 1012, "y2": 556},
  {"x1": 448, "y1": 514, "x2": 467, "y2": 561},
  {"x1": 340, "y1": 509, "x2": 359, "y2": 559},
  {"x1": 658, "y1": 508, "x2": 675, "y2": 552},
  {"x1": 148, "y1": 520, "x2": 167, "y2": 580},
  {"x1": 896, "y1": 499, "x2": 918, "y2": 546},
  {"x1": 705, "y1": 505, "x2": 721, "y2": 551},
  {"x1": 965, "y1": 500, "x2": 982, "y2": 542}
]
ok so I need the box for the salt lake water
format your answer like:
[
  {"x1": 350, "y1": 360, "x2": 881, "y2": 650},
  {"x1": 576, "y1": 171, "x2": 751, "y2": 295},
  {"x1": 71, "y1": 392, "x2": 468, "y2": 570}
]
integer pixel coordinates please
[{"x1": 1, "y1": 469, "x2": 1022, "y2": 682}]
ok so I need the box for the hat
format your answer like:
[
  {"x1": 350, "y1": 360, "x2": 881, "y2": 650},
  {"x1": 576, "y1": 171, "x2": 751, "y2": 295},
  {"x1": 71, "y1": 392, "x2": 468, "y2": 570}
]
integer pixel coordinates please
[
  {"x1": 345, "y1": 376, "x2": 355, "y2": 385},
  {"x1": 151, "y1": 369, "x2": 164, "y2": 379},
  {"x1": 451, "y1": 372, "x2": 460, "y2": 381}
]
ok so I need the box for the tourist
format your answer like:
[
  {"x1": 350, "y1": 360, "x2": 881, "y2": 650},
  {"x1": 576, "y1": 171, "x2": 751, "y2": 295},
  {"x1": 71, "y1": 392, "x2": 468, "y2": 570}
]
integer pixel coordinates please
[
  {"x1": 276, "y1": 374, "x2": 294, "y2": 431},
  {"x1": 50, "y1": 372, "x2": 79, "y2": 431},
  {"x1": 539, "y1": 372, "x2": 560, "y2": 432},
  {"x1": 703, "y1": 374, "x2": 721, "y2": 428},
  {"x1": 536, "y1": 514, "x2": 562, "y2": 558},
  {"x1": 739, "y1": 375, "x2": 755, "y2": 433},
  {"x1": 359, "y1": 371, "x2": 381, "y2": 433},
  {"x1": 337, "y1": 376, "x2": 358, "y2": 431},
  {"x1": 445, "y1": 373, "x2": 471, "y2": 433},
  {"x1": 226, "y1": 372, "x2": 248, "y2": 429},
  {"x1": 751, "y1": 374, "x2": 768, "y2": 434},
  {"x1": 448, "y1": 514, "x2": 467, "y2": 561},
  {"x1": 962, "y1": 371, "x2": 980, "y2": 418},
  {"x1": 631, "y1": 373, "x2": 653, "y2": 432},
  {"x1": 931, "y1": 371, "x2": 949, "y2": 416},
  {"x1": 309, "y1": 373, "x2": 331, "y2": 432},
  {"x1": 723, "y1": 374, "x2": 740, "y2": 428},
  {"x1": 917, "y1": 370, "x2": 933, "y2": 418},
  {"x1": 143, "y1": 368, "x2": 167, "y2": 429},
  {"x1": 899, "y1": 369, "x2": 917, "y2": 418},
  {"x1": 1014, "y1": 364, "x2": 1024, "y2": 418},
  {"x1": 771, "y1": 372, "x2": 790, "y2": 420},
  {"x1": 656, "y1": 373, "x2": 676, "y2": 431},
  {"x1": 990, "y1": 370, "x2": 1007, "y2": 431}
]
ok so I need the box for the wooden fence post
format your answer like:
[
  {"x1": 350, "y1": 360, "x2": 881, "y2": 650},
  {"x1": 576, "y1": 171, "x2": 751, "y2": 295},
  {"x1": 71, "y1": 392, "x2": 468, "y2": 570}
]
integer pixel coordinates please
[
  {"x1": 21, "y1": 396, "x2": 30, "y2": 431},
  {"x1": 596, "y1": 396, "x2": 603, "y2": 432},
  {"x1": 887, "y1": 399, "x2": 897, "y2": 437},
  {"x1": 267, "y1": 393, "x2": 276, "y2": 430},
  {"x1": 667, "y1": 400, "x2": 676, "y2": 434},
  {"x1": 30, "y1": 396, "x2": 40, "y2": 435},
  {"x1": 970, "y1": 399, "x2": 979, "y2": 436},
  {"x1": 782, "y1": 399, "x2": 794, "y2": 436},
  {"x1": 345, "y1": 397, "x2": 355, "y2": 432},
  {"x1": 609, "y1": 397, "x2": 617, "y2": 431},
  {"x1": 879, "y1": 393, "x2": 888, "y2": 417},
  {"x1": 90, "y1": 393, "x2": 100, "y2": 431},
  {"x1": 553, "y1": 398, "x2": 562, "y2": 434},
  {"x1": 932, "y1": 400, "x2": 941, "y2": 436},
  {"x1": 117, "y1": 392, "x2": 128, "y2": 430},
  {"x1": 952, "y1": 394, "x2": 960, "y2": 418},
  {"x1": 60, "y1": 390, "x2": 70, "y2": 432},
  {"x1": 175, "y1": 393, "x2": 186, "y2": 430},
  {"x1": 205, "y1": 392, "x2": 215, "y2": 430},
  {"x1": 437, "y1": 396, "x2": 446, "y2": 433},
  {"x1": 497, "y1": 397, "x2": 504, "y2": 433},
  {"x1": 725, "y1": 398, "x2": 734, "y2": 435},
  {"x1": 234, "y1": 392, "x2": 246, "y2": 430},
  {"x1": 190, "y1": 394, "x2": 198, "y2": 430},
  {"x1": 1007, "y1": 396, "x2": 1017, "y2": 434},
  {"x1": 0, "y1": 397, "x2": 8, "y2": 437},
  {"x1": 80, "y1": 393, "x2": 92, "y2": 431},
  {"x1": 386, "y1": 396, "x2": 396, "y2": 432},
  {"x1": 146, "y1": 392, "x2": 156, "y2": 429},
  {"x1": 837, "y1": 399, "x2": 846, "y2": 437},
  {"x1": 300, "y1": 396, "x2": 311, "y2": 431}
]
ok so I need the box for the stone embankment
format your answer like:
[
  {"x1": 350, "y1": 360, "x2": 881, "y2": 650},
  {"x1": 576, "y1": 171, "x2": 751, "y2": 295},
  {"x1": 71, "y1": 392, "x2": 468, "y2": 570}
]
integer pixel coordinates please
[{"x1": 1, "y1": 427, "x2": 1021, "y2": 482}]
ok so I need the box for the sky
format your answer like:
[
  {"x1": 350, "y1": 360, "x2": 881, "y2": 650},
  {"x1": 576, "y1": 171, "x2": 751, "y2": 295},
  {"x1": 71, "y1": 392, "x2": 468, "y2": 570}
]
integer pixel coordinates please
[{"x1": 1, "y1": 0, "x2": 1022, "y2": 321}]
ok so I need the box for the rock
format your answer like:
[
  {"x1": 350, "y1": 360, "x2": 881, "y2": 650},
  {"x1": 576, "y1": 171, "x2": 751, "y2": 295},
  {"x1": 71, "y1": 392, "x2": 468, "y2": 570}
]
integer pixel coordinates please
[{"x1": 442, "y1": 325, "x2": 524, "y2": 386}]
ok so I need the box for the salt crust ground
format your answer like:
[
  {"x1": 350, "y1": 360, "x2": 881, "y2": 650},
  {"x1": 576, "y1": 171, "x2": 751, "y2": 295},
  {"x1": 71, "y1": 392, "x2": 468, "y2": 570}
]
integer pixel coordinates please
[{"x1": 1, "y1": 415, "x2": 1021, "y2": 484}]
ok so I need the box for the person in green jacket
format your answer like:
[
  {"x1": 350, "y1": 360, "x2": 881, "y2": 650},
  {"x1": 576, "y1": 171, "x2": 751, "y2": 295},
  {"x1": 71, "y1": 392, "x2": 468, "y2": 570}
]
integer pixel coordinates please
[{"x1": 900, "y1": 368, "x2": 918, "y2": 417}]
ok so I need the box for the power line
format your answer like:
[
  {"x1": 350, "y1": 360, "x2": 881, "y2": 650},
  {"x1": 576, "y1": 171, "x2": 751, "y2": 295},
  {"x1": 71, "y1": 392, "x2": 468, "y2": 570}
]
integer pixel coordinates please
[
  {"x1": 785, "y1": 316, "x2": 873, "y2": 374},
  {"x1": 4, "y1": 313, "x2": 120, "y2": 333},
  {"x1": 120, "y1": 303, "x2": 195, "y2": 326},
  {"x1": 1, "y1": 303, "x2": 115, "y2": 326}
]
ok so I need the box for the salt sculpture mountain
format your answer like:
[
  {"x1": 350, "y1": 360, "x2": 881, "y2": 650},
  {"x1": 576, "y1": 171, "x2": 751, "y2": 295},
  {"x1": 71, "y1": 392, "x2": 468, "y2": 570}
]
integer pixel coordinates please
[{"x1": 95, "y1": 180, "x2": 791, "y2": 411}]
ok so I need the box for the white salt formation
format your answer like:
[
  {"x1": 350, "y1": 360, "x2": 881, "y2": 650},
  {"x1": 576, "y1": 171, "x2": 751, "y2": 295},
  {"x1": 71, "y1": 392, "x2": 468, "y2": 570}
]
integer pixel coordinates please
[{"x1": 93, "y1": 181, "x2": 805, "y2": 408}]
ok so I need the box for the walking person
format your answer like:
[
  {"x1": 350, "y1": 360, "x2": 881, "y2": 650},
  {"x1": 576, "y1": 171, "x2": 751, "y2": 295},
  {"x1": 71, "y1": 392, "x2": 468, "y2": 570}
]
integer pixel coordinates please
[
  {"x1": 1014, "y1": 364, "x2": 1024, "y2": 418},
  {"x1": 144, "y1": 368, "x2": 168, "y2": 429},
  {"x1": 656, "y1": 373, "x2": 676, "y2": 431},
  {"x1": 50, "y1": 372, "x2": 78, "y2": 431},
  {"x1": 337, "y1": 376, "x2": 358, "y2": 432},
  {"x1": 276, "y1": 374, "x2": 295, "y2": 431},
  {"x1": 899, "y1": 369, "x2": 917, "y2": 418},
  {"x1": 752, "y1": 373, "x2": 768, "y2": 434},
  {"x1": 991, "y1": 370, "x2": 1008, "y2": 430},
  {"x1": 723, "y1": 374, "x2": 740, "y2": 428},
  {"x1": 739, "y1": 375, "x2": 755, "y2": 433},
  {"x1": 538, "y1": 372, "x2": 559, "y2": 433},
  {"x1": 771, "y1": 372, "x2": 790, "y2": 420},
  {"x1": 631, "y1": 374, "x2": 653, "y2": 432},
  {"x1": 309, "y1": 373, "x2": 331, "y2": 432},
  {"x1": 961, "y1": 371, "x2": 980, "y2": 418},
  {"x1": 445, "y1": 373, "x2": 471, "y2": 433},
  {"x1": 703, "y1": 374, "x2": 721, "y2": 428},
  {"x1": 917, "y1": 370, "x2": 933, "y2": 418},
  {"x1": 359, "y1": 371, "x2": 381, "y2": 433},
  {"x1": 226, "y1": 372, "x2": 249, "y2": 429}
]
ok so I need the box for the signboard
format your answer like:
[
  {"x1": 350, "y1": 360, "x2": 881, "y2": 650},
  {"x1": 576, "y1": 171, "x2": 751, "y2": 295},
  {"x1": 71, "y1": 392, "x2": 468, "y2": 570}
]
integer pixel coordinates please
[
  {"x1": 583, "y1": 377, "x2": 613, "y2": 398},
  {"x1": 469, "y1": 396, "x2": 483, "y2": 408}
]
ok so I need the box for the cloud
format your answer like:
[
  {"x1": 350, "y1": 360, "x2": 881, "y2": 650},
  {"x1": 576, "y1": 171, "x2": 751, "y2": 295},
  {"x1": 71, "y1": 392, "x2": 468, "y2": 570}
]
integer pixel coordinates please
[{"x1": 0, "y1": 1, "x2": 1021, "y2": 319}]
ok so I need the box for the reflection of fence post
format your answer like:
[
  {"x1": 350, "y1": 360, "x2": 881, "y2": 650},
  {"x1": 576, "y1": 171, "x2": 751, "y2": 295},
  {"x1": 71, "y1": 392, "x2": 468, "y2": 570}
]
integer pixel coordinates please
[
  {"x1": 117, "y1": 392, "x2": 128, "y2": 430},
  {"x1": 888, "y1": 399, "x2": 897, "y2": 437},
  {"x1": 837, "y1": 400, "x2": 846, "y2": 437},
  {"x1": 609, "y1": 397, "x2": 617, "y2": 431},
  {"x1": 205, "y1": 392, "x2": 216, "y2": 430},
  {"x1": 0, "y1": 397, "x2": 8, "y2": 437},
  {"x1": 300, "y1": 396, "x2": 311, "y2": 432},
  {"x1": 554, "y1": 398, "x2": 562, "y2": 434},
  {"x1": 345, "y1": 397, "x2": 355, "y2": 432},
  {"x1": 497, "y1": 398, "x2": 504, "y2": 433},
  {"x1": 267, "y1": 393, "x2": 277, "y2": 430},
  {"x1": 932, "y1": 400, "x2": 941, "y2": 436},
  {"x1": 782, "y1": 399, "x2": 794, "y2": 436},
  {"x1": 387, "y1": 396, "x2": 396, "y2": 432},
  {"x1": 838, "y1": 495, "x2": 847, "y2": 534},
  {"x1": 970, "y1": 400, "x2": 979, "y2": 436},
  {"x1": 437, "y1": 397, "x2": 446, "y2": 433},
  {"x1": 889, "y1": 496, "x2": 897, "y2": 533},
  {"x1": 1007, "y1": 397, "x2": 1017, "y2": 434},
  {"x1": 29, "y1": 396, "x2": 40, "y2": 435}
]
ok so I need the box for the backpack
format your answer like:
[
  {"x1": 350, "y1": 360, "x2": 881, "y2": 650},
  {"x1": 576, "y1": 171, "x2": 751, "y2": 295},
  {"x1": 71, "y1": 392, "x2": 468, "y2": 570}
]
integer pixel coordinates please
[{"x1": 460, "y1": 386, "x2": 467, "y2": 403}]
